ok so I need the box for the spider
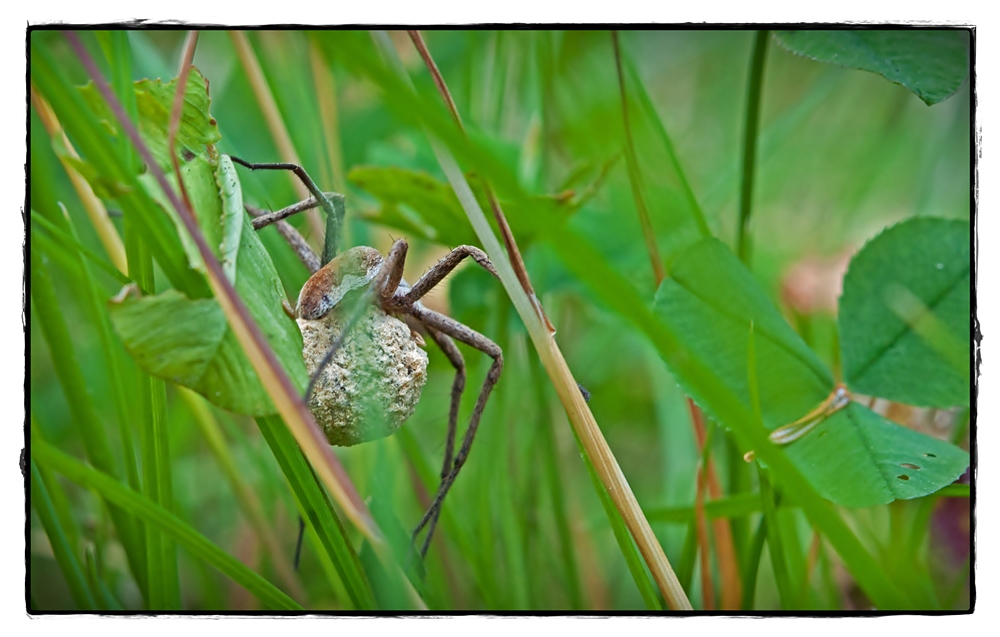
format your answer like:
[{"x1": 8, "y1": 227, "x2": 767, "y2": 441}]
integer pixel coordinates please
[{"x1": 230, "y1": 156, "x2": 503, "y2": 558}]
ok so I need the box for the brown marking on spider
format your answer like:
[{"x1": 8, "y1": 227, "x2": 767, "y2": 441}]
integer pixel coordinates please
[{"x1": 236, "y1": 157, "x2": 503, "y2": 558}]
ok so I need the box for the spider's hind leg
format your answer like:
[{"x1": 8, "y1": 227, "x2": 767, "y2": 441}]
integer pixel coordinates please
[
  {"x1": 402, "y1": 317, "x2": 466, "y2": 558},
  {"x1": 408, "y1": 305, "x2": 503, "y2": 558}
]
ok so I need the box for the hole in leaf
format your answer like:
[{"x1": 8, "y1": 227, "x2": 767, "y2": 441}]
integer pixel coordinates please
[
  {"x1": 924, "y1": 453, "x2": 937, "y2": 458},
  {"x1": 897, "y1": 475, "x2": 910, "y2": 481},
  {"x1": 901, "y1": 463, "x2": 920, "y2": 470}
]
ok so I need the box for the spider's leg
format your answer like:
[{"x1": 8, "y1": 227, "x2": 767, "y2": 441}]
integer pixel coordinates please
[
  {"x1": 407, "y1": 305, "x2": 502, "y2": 557},
  {"x1": 247, "y1": 204, "x2": 321, "y2": 274},
  {"x1": 402, "y1": 316, "x2": 466, "y2": 557},
  {"x1": 229, "y1": 156, "x2": 345, "y2": 265},
  {"x1": 372, "y1": 239, "x2": 408, "y2": 306},
  {"x1": 404, "y1": 245, "x2": 499, "y2": 304}
]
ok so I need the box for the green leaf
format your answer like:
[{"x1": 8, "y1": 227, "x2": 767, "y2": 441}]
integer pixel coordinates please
[
  {"x1": 797, "y1": 404, "x2": 970, "y2": 504},
  {"x1": 654, "y1": 238, "x2": 968, "y2": 507},
  {"x1": 108, "y1": 204, "x2": 307, "y2": 417},
  {"x1": 839, "y1": 217, "x2": 970, "y2": 408},
  {"x1": 80, "y1": 67, "x2": 222, "y2": 171},
  {"x1": 773, "y1": 30, "x2": 969, "y2": 106},
  {"x1": 109, "y1": 211, "x2": 307, "y2": 416}
]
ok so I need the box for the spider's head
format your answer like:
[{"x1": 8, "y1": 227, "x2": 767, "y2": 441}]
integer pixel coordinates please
[{"x1": 297, "y1": 246, "x2": 384, "y2": 320}]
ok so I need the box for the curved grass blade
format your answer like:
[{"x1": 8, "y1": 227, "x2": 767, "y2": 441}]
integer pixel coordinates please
[
  {"x1": 32, "y1": 439, "x2": 302, "y2": 611},
  {"x1": 30, "y1": 460, "x2": 96, "y2": 610}
]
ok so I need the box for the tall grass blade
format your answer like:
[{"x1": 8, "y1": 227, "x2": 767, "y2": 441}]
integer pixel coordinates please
[{"x1": 32, "y1": 440, "x2": 302, "y2": 611}]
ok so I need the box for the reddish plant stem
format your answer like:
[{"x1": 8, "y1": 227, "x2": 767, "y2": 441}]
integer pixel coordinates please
[
  {"x1": 407, "y1": 29, "x2": 555, "y2": 334},
  {"x1": 687, "y1": 398, "x2": 743, "y2": 609}
]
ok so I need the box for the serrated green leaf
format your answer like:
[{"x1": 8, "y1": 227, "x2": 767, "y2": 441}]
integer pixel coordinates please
[
  {"x1": 839, "y1": 217, "x2": 970, "y2": 408},
  {"x1": 774, "y1": 30, "x2": 969, "y2": 106},
  {"x1": 654, "y1": 238, "x2": 968, "y2": 507},
  {"x1": 787, "y1": 403, "x2": 969, "y2": 506},
  {"x1": 80, "y1": 67, "x2": 222, "y2": 171},
  {"x1": 656, "y1": 238, "x2": 833, "y2": 427}
]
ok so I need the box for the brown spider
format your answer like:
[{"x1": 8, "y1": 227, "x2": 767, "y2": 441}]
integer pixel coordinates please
[{"x1": 231, "y1": 156, "x2": 503, "y2": 558}]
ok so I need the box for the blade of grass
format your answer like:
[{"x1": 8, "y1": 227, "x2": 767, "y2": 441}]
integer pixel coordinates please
[
  {"x1": 30, "y1": 459, "x2": 96, "y2": 610},
  {"x1": 749, "y1": 320, "x2": 792, "y2": 608},
  {"x1": 612, "y1": 31, "x2": 665, "y2": 286},
  {"x1": 741, "y1": 516, "x2": 768, "y2": 609},
  {"x1": 29, "y1": 210, "x2": 133, "y2": 288},
  {"x1": 618, "y1": 30, "x2": 741, "y2": 602},
  {"x1": 29, "y1": 234, "x2": 147, "y2": 598},
  {"x1": 30, "y1": 88, "x2": 127, "y2": 273},
  {"x1": 384, "y1": 30, "x2": 690, "y2": 611},
  {"x1": 103, "y1": 33, "x2": 181, "y2": 608},
  {"x1": 647, "y1": 492, "x2": 763, "y2": 524},
  {"x1": 758, "y1": 468, "x2": 793, "y2": 608},
  {"x1": 229, "y1": 31, "x2": 324, "y2": 239},
  {"x1": 58, "y1": 203, "x2": 143, "y2": 502},
  {"x1": 687, "y1": 398, "x2": 742, "y2": 608},
  {"x1": 32, "y1": 439, "x2": 302, "y2": 611},
  {"x1": 736, "y1": 30, "x2": 770, "y2": 264},
  {"x1": 693, "y1": 423, "x2": 716, "y2": 610},
  {"x1": 180, "y1": 389, "x2": 306, "y2": 603},
  {"x1": 530, "y1": 354, "x2": 584, "y2": 610},
  {"x1": 255, "y1": 415, "x2": 376, "y2": 610},
  {"x1": 84, "y1": 546, "x2": 125, "y2": 610},
  {"x1": 623, "y1": 56, "x2": 710, "y2": 238}
]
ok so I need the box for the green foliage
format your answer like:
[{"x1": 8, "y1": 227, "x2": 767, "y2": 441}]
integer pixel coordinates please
[
  {"x1": 100, "y1": 74, "x2": 307, "y2": 416},
  {"x1": 839, "y1": 217, "x2": 971, "y2": 408},
  {"x1": 774, "y1": 30, "x2": 969, "y2": 106},
  {"x1": 654, "y1": 238, "x2": 968, "y2": 507}
]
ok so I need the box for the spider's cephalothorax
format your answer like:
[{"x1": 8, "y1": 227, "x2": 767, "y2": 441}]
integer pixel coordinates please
[
  {"x1": 235, "y1": 156, "x2": 503, "y2": 557},
  {"x1": 297, "y1": 247, "x2": 429, "y2": 446}
]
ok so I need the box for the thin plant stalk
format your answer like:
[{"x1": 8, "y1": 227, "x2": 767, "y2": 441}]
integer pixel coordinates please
[
  {"x1": 30, "y1": 87, "x2": 127, "y2": 273},
  {"x1": 180, "y1": 389, "x2": 306, "y2": 602},
  {"x1": 615, "y1": 30, "x2": 739, "y2": 608},
  {"x1": 385, "y1": 31, "x2": 691, "y2": 610},
  {"x1": 612, "y1": 30, "x2": 665, "y2": 286},
  {"x1": 736, "y1": 30, "x2": 770, "y2": 264}
]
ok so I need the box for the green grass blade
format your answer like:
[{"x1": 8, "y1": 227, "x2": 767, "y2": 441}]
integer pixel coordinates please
[
  {"x1": 29, "y1": 210, "x2": 133, "y2": 288},
  {"x1": 622, "y1": 53, "x2": 710, "y2": 239},
  {"x1": 30, "y1": 460, "x2": 96, "y2": 610},
  {"x1": 84, "y1": 546, "x2": 125, "y2": 610},
  {"x1": 736, "y1": 31, "x2": 770, "y2": 264},
  {"x1": 29, "y1": 235, "x2": 147, "y2": 596},
  {"x1": 741, "y1": 518, "x2": 768, "y2": 609},
  {"x1": 32, "y1": 439, "x2": 302, "y2": 611},
  {"x1": 530, "y1": 356, "x2": 584, "y2": 610},
  {"x1": 758, "y1": 468, "x2": 793, "y2": 609},
  {"x1": 255, "y1": 415, "x2": 376, "y2": 610},
  {"x1": 647, "y1": 492, "x2": 763, "y2": 524},
  {"x1": 578, "y1": 433, "x2": 664, "y2": 610}
]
